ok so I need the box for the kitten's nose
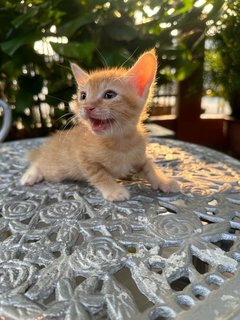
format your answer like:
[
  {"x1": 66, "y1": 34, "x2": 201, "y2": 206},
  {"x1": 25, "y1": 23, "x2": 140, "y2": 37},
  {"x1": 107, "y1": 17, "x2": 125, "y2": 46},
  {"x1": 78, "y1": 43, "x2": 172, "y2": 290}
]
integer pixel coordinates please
[{"x1": 84, "y1": 105, "x2": 95, "y2": 116}]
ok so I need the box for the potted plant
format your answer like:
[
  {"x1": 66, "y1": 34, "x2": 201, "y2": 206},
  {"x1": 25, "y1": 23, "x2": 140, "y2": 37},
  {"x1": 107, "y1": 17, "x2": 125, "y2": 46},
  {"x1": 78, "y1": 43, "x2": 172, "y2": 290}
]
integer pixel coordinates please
[{"x1": 206, "y1": 0, "x2": 240, "y2": 157}]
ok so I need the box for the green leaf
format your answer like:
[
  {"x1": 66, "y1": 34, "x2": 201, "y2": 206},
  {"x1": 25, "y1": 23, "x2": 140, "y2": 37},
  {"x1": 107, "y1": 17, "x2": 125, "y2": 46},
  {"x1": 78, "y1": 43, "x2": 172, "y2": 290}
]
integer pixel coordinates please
[
  {"x1": 51, "y1": 41, "x2": 96, "y2": 60},
  {"x1": 12, "y1": 9, "x2": 38, "y2": 28},
  {"x1": 1, "y1": 34, "x2": 39, "y2": 56},
  {"x1": 174, "y1": 0, "x2": 194, "y2": 15},
  {"x1": 183, "y1": 0, "x2": 194, "y2": 10},
  {"x1": 58, "y1": 14, "x2": 94, "y2": 37},
  {"x1": 175, "y1": 62, "x2": 199, "y2": 81}
]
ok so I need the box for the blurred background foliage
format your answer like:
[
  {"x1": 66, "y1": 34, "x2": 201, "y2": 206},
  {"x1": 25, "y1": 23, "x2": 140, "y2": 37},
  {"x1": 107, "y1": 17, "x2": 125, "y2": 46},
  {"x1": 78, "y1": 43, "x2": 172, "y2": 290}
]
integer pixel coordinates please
[
  {"x1": 0, "y1": 0, "x2": 239, "y2": 139},
  {"x1": 204, "y1": 0, "x2": 240, "y2": 119}
]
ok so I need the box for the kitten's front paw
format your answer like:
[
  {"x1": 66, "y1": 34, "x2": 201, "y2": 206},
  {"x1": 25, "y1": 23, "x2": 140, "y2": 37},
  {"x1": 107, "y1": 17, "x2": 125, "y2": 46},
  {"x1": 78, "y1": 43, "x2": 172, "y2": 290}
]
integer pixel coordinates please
[
  {"x1": 102, "y1": 185, "x2": 130, "y2": 202},
  {"x1": 20, "y1": 166, "x2": 43, "y2": 186},
  {"x1": 151, "y1": 177, "x2": 180, "y2": 193},
  {"x1": 161, "y1": 178, "x2": 180, "y2": 193}
]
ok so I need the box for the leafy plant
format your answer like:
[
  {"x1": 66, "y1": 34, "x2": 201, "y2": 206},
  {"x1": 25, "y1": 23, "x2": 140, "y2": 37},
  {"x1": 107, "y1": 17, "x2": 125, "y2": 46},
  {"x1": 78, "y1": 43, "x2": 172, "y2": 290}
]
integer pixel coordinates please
[{"x1": 205, "y1": 0, "x2": 240, "y2": 118}]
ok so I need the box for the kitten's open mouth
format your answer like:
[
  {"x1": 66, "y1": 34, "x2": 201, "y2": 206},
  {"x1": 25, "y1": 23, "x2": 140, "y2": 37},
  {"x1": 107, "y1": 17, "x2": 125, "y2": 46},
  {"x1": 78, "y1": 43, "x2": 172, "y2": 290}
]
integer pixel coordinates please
[{"x1": 89, "y1": 117, "x2": 115, "y2": 133}]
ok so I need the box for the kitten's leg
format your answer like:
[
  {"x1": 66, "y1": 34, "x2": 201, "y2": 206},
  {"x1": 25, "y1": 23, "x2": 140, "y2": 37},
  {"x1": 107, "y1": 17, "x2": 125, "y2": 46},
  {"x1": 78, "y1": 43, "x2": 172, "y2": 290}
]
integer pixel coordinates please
[
  {"x1": 20, "y1": 164, "x2": 43, "y2": 186},
  {"x1": 85, "y1": 165, "x2": 129, "y2": 201},
  {"x1": 138, "y1": 158, "x2": 180, "y2": 193}
]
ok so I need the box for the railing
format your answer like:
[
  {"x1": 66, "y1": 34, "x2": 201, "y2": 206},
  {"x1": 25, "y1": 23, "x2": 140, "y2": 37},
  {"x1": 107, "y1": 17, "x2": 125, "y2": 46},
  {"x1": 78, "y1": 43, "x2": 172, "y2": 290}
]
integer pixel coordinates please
[{"x1": 150, "y1": 84, "x2": 177, "y2": 116}]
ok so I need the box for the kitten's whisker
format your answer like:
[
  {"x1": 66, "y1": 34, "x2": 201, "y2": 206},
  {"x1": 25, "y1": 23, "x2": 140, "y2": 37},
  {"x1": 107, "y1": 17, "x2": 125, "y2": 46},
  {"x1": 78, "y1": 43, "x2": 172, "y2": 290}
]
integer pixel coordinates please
[
  {"x1": 96, "y1": 48, "x2": 108, "y2": 68},
  {"x1": 47, "y1": 94, "x2": 70, "y2": 105},
  {"x1": 119, "y1": 47, "x2": 139, "y2": 68},
  {"x1": 62, "y1": 122, "x2": 75, "y2": 143},
  {"x1": 107, "y1": 118, "x2": 114, "y2": 136},
  {"x1": 60, "y1": 120, "x2": 76, "y2": 143},
  {"x1": 53, "y1": 112, "x2": 74, "y2": 125},
  {"x1": 58, "y1": 115, "x2": 77, "y2": 142},
  {"x1": 111, "y1": 110, "x2": 130, "y2": 124},
  {"x1": 54, "y1": 63, "x2": 72, "y2": 72},
  {"x1": 109, "y1": 107, "x2": 132, "y2": 136},
  {"x1": 111, "y1": 115, "x2": 124, "y2": 136},
  {"x1": 61, "y1": 115, "x2": 76, "y2": 130}
]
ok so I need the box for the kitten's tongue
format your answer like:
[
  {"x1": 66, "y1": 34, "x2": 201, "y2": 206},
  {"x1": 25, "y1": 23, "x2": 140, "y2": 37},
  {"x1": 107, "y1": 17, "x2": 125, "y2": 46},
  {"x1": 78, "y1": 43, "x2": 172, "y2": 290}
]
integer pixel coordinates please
[{"x1": 91, "y1": 118, "x2": 110, "y2": 133}]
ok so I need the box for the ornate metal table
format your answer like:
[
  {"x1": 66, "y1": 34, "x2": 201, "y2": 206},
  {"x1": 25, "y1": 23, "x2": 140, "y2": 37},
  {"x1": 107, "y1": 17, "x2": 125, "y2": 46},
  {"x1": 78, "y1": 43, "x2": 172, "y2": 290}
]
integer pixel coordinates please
[{"x1": 0, "y1": 138, "x2": 240, "y2": 320}]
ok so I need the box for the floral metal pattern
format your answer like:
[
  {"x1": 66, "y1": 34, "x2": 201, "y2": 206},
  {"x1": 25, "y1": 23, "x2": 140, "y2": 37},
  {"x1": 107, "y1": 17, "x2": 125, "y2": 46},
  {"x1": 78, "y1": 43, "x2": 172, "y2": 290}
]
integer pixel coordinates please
[{"x1": 0, "y1": 138, "x2": 240, "y2": 320}]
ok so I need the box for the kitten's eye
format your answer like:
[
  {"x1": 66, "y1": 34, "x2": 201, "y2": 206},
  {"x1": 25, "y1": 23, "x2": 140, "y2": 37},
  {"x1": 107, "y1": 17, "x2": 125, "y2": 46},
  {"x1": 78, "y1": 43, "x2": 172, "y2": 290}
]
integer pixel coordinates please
[
  {"x1": 80, "y1": 91, "x2": 86, "y2": 100},
  {"x1": 104, "y1": 90, "x2": 117, "y2": 99}
]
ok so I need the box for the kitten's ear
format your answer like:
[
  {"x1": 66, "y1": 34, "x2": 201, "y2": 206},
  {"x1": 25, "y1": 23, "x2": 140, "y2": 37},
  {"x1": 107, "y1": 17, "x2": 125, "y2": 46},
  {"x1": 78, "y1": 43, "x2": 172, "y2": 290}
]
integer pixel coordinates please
[
  {"x1": 126, "y1": 49, "x2": 157, "y2": 97},
  {"x1": 70, "y1": 62, "x2": 89, "y2": 86}
]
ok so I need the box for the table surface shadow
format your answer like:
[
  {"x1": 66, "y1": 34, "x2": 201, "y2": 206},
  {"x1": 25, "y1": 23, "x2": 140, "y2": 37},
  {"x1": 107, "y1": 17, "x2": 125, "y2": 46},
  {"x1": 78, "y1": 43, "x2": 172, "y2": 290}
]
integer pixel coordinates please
[{"x1": 0, "y1": 137, "x2": 240, "y2": 320}]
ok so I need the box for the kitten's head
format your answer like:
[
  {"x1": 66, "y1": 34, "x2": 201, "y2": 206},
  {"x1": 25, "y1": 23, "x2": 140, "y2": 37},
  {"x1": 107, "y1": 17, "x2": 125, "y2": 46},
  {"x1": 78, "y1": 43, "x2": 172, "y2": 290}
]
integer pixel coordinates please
[{"x1": 71, "y1": 49, "x2": 157, "y2": 136}]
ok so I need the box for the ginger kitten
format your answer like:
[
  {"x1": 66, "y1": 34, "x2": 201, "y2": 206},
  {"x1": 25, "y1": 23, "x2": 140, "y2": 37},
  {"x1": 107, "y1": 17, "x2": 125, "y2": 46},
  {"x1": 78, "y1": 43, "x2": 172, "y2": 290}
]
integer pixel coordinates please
[{"x1": 21, "y1": 49, "x2": 179, "y2": 201}]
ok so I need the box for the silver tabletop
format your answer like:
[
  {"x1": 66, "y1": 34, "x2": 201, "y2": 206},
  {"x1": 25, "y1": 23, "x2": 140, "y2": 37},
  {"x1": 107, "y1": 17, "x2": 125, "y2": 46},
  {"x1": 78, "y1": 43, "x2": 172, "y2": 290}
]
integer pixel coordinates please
[{"x1": 0, "y1": 138, "x2": 240, "y2": 320}]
